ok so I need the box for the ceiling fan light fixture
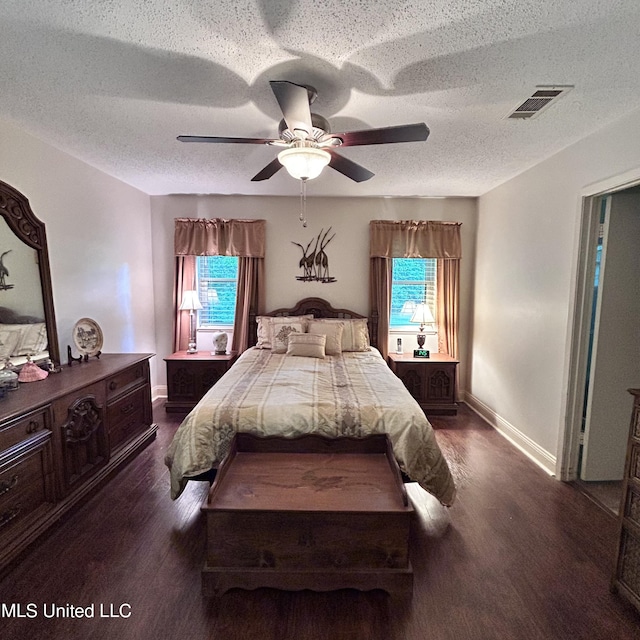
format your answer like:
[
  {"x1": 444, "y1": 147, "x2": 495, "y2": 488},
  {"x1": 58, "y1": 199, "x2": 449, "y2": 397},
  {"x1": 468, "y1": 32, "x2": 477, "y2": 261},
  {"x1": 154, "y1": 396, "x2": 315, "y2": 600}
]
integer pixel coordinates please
[{"x1": 277, "y1": 147, "x2": 331, "y2": 180}]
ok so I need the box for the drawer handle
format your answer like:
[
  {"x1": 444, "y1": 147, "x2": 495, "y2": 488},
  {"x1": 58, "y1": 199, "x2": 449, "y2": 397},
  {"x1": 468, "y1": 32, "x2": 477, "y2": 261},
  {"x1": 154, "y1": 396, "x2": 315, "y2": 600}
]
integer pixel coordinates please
[
  {"x1": 109, "y1": 381, "x2": 118, "y2": 391},
  {"x1": 0, "y1": 506, "x2": 21, "y2": 529},
  {"x1": 0, "y1": 475, "x2": 18, "y2": 496},
  {"x1": 120, "y1": 402, "x2": 135, "y2": 416},
  {"x1": 26, "y1": 420, "x2": 40, "y2": 434}
]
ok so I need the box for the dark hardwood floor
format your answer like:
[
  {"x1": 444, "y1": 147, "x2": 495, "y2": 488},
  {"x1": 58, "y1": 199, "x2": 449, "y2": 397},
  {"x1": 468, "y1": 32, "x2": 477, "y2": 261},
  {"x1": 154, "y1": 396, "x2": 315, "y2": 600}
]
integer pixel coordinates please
[
  {"x1": 575, "y1": 479, "x2": 623, "y2": 516},
  {"x1": 1, "y1": 402, "x2": 638, "y2": 639}
]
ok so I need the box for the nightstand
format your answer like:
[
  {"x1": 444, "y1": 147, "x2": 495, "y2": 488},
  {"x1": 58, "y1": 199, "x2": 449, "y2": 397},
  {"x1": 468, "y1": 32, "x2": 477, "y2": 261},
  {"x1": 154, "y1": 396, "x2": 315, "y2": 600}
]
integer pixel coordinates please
[
  {"x1": 164, "y1": 351, "x2": 237, "y2": 413},
  {"x1": 388, "y1": 353, "x2": 459, "y2": 415}
]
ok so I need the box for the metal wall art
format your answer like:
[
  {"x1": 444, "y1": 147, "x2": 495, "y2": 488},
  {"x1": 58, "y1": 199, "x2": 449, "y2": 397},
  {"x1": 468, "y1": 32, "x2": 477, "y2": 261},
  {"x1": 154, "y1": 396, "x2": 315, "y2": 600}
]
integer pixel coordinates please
[{"x1": 292, "y1": 227, "x2": 336, "y2": 283}]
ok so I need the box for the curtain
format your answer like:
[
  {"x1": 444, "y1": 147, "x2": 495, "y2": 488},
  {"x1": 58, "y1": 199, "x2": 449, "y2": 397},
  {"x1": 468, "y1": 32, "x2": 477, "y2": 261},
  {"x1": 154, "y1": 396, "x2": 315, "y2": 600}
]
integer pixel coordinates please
[
  {"x1": 370, "y1": 220, "x2": 462, "y2": 259},
  {"x1": 437, "y1": 258, "x2": 461, "y2": 401},
  {"x1": 369, "y1": 257, "x2": 392, "y2": 359},
  {"x1": 231, "y1": 257, "x2": 265, "y2": 353},
  {"x1": 174, "y1": 218, "x2": 266, "y2": 355},
  {"x1": 172, "y1": 255, "x2": 196, "y2": 352},
  {"x1": 175, "y1": 218, "x2": 265, "y2": 257},
  {"x1": 437, "y1": 258, "x2": 460, "y2": 359},
  {"x1": 369, "y1": 220, "x2": 462, "y2": 360}
]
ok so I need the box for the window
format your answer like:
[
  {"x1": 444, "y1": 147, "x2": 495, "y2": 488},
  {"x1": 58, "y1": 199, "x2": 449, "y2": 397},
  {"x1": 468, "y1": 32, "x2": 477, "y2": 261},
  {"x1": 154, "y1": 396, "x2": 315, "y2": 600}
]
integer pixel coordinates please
[
  {"x1": 390, "y1": 258, "x2": 437, "y2": 329},
  {"x1": 195, "y1": 256, "x2": 239, "y2": 327}
]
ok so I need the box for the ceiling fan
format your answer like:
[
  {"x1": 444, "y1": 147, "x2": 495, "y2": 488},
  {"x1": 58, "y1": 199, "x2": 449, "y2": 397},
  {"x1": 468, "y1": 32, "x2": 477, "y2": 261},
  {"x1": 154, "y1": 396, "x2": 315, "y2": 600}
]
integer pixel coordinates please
[{"x1": 177, "y1": 81, "x2": 430, "y2": 183}]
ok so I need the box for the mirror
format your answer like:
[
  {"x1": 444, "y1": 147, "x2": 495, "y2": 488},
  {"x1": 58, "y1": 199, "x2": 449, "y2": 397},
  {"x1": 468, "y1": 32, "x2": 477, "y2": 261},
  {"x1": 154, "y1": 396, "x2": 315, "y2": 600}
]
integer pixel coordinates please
[{"x1": 0, "y1": 179, "x2": 60, "y2": 367}]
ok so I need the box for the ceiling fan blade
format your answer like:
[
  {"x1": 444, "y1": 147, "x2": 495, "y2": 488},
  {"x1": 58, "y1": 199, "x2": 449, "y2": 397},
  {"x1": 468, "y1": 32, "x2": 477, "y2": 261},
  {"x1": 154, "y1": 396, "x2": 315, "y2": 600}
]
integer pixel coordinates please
[
  {"x1": 251, "y1": 158, "x2": 283, "y2": 182},
  {"x1": 331, "y1": 123, "x2": 430, "y2": 147},
  {"x1": 269, "y1": 81, "x2": 313, "y2": 136},
  {"x1": 177, "y1": 135, "x2": 277, "y2": 144},
  {"x1": 328, "y1": 151, "x2": 374, "y2": 182}
]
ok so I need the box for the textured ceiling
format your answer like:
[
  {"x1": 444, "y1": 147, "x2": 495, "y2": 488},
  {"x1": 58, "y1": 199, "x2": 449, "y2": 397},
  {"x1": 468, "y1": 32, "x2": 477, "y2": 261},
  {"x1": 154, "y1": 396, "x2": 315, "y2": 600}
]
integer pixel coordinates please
[{"x1": 1, "y1": 0, "x2": 640, "y2": 197}]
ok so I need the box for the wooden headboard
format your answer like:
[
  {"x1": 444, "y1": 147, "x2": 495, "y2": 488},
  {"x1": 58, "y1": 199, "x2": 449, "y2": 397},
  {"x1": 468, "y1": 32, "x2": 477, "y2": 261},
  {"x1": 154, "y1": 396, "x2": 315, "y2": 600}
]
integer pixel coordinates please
[{"x1": 248, "y1": 297, "x2": 378, "y2": 348}]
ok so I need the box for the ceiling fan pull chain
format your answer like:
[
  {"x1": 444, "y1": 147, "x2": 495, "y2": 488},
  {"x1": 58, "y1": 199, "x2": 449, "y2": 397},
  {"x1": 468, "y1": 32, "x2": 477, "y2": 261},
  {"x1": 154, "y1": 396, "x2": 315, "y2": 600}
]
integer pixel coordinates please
[{"x1": 299, "y1": 178, "x2": 308, "y2": 227}]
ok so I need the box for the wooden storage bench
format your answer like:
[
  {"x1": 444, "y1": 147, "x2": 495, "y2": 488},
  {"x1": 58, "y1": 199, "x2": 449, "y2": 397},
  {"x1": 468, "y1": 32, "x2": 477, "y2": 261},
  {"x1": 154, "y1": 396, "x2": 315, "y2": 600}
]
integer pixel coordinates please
[{"x1": 201, "y1": 433, "x2": 414, "y2": 597}]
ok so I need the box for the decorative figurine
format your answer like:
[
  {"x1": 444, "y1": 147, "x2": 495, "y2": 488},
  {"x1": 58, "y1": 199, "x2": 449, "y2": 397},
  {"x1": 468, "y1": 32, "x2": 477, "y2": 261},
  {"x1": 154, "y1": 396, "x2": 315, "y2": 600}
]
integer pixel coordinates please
[{"x1": 211, "y1": 331, "x2": 228, "y2": 355}]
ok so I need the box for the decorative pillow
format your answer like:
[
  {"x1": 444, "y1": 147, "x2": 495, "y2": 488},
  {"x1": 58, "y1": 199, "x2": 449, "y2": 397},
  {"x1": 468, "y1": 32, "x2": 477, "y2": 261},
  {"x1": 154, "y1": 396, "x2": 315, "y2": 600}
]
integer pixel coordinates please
[
  {"x1": 272, "y1": 322, "x2": 305, "y2": 353},
  {"x1": 287, "y1": 333, "x2": 326, "y2": 359},
  {"x1": 256, "y1": 315, "x2": 313, "y2": 349},
  {"x1": 306, "y1": 321, "x2": 344, "y2": 356},
  {"x1": 314, "y1": 318, "x2": 369, "y2": 351},
  {"x1": 255, "y1": 316, "x2": 271, "y2": 348},
  {"x1": 15, "y1": 322, "x2": 48, "y2": 355},
  {"x1": 0, "y1": 324, "x2": 29, "y2": 355},
  {"x1": 0, "y1": 329, "x2": 21, "y2": 359}
]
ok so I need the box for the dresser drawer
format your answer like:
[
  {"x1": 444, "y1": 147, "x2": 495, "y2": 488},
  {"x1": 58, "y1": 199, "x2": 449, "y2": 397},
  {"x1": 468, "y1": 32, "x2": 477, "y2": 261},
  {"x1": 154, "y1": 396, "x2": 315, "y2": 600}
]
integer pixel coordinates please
[
  {"x1": 623, "y1": 483, "x2": 640, "y2": 528},
  {"x1": 0, "y1": 408, "x2": 50, "y2": 453},
  {"x1": 0, "y1": 437, "x2": 54, "y2": 538},
  {"x1": 106, "y1": 361, "x2": 149, "y2": 400},
  {"x1": 107, "y1": 386, "x2": 148, "y2": 450},
  {"x1": 618, "y1": 525, "x2": 640, "y2": 600}
]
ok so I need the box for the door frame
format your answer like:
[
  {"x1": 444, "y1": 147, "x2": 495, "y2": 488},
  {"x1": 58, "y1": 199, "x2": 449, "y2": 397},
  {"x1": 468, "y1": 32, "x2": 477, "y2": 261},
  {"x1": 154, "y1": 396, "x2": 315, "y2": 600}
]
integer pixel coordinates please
[
  {"x1": 559, "y1": 177, "x2": 640, "y2": 481},
  {"x1": 559, "y1": 194, "x2": 602, "y2": 480}
]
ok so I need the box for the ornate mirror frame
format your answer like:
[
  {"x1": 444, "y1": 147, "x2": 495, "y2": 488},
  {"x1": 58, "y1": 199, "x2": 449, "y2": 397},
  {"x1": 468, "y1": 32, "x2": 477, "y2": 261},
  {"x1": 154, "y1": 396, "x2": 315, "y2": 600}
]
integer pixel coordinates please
[{"x1": 0, "y1": 179, "x2": 60, "y2": 366}]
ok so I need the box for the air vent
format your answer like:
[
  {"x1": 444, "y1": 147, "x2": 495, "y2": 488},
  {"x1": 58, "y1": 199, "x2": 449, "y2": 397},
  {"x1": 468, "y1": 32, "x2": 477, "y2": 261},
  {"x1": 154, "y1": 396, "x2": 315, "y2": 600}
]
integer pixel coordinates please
[{"x1": 506, "y1": 85, "x2": 573, "y2": 119}]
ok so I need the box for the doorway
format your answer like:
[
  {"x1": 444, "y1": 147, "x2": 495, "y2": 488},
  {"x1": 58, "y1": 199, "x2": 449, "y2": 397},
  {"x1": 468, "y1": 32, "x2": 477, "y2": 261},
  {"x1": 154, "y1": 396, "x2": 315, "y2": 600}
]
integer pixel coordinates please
[{"x1": 563, "y1": 184, "x2": 640, "y2": 514}]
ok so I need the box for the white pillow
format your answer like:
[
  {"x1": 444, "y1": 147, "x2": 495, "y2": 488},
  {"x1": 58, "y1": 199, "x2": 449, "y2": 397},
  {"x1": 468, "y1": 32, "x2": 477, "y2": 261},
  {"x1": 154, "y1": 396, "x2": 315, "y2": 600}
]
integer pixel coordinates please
[
  {"x1": 0, "y1": 323, "x2": 48, "y2": 356},
  {"x1": 306, "y1": 321, "x2": 344, "y2": 356},
  {"x1": 287, "y1": 333, "x2": 326, "y2": 358},
  {"x1": 314, "y1": 318, "x2": 369, "y2": 351},
  {"x1": 256, "y1": 315, "x2": 313, "y2": 349},
  {"x1": 272, "y1": 322, "x2": 305, "y2": 353},
  {"x1": 0, "y1": 329, "x2": 21, "y2": 359},
  {"x1": 15, "y1": 322, "x2": 48, "y2": 355}
]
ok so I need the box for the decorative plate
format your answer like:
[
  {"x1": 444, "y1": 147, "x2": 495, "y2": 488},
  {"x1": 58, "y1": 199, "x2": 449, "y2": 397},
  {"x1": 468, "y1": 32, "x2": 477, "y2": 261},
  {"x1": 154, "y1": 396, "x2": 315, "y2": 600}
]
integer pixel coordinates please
[{"x1": 72, "y1": 318, "x2": 103, "y2": 356}]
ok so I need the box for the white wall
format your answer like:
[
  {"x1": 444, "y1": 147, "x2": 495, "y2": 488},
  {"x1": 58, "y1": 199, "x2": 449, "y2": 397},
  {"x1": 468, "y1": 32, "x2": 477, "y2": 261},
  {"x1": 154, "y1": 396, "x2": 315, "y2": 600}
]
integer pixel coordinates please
[
  {"x1": 150, "y1": 195, "x2": 477, "y2": 390},
  {"x1": 0, "y1": 120, "x2": 157, "y2": 383},
  {"x1": 471, "y1": 107, "x2": 640, "y2": 471}
]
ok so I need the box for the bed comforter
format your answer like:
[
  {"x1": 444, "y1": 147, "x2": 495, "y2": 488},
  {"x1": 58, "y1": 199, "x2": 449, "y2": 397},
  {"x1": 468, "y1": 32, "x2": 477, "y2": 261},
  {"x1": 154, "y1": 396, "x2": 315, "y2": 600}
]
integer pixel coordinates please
[{"x1": 165, "y1": 347, "x2": 456, "y2": 506}]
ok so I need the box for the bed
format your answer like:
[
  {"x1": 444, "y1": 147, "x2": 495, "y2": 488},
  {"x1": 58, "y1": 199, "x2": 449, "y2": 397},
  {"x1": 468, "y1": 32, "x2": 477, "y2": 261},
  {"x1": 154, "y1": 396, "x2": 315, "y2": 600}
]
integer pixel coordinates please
[{"x1": 165, "y1": 298, "x2": 456, "y2": 506}]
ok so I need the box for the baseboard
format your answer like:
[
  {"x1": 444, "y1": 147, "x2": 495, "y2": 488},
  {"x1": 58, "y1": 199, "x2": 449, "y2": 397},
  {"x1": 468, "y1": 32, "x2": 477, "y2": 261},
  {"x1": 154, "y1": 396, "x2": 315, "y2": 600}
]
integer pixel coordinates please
[
  {"x1": 152, "y1": 385, "x2": 167, "y2": 403},
  {"x1": 463, "y1": 392, "x2": 556, "y2": 476}
]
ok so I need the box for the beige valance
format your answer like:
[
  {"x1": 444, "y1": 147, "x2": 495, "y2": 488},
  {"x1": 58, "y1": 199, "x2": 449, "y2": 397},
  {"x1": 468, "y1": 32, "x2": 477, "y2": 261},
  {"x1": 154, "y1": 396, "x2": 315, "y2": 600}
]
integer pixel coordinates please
[
  {"x1": 174, "y1": 218, "x2": 266, "y2": 257},
  {"x1": 369, "y1": 220, "x2": 462, "y2": 258}
]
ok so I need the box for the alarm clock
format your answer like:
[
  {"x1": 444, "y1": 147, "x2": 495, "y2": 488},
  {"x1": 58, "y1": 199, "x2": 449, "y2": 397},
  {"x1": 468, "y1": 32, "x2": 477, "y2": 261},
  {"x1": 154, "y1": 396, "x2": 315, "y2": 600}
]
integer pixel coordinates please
[{"x1": 413, "y1": 349, "x2": 430, "y2": 358}]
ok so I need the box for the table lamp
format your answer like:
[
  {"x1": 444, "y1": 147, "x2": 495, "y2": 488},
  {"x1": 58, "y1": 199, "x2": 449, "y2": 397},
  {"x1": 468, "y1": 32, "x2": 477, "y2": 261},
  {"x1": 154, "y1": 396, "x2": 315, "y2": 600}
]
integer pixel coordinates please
[
  {"x1": 179, "y1": 290, "x2": 203, "y2": 354},
  {"x1": 410, "y1": 303, "x2": 435, "y2": 348}
]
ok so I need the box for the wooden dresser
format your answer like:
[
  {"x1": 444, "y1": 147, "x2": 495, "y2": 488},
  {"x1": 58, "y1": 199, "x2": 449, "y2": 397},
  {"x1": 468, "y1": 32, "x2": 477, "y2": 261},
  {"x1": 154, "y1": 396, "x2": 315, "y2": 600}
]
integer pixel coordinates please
[
  {"x1": 0, "y1": 353, "x2": 156, "y2": 574},
  {"x1": 612, "y1": 388, "x2": 640, "y2": 612}
]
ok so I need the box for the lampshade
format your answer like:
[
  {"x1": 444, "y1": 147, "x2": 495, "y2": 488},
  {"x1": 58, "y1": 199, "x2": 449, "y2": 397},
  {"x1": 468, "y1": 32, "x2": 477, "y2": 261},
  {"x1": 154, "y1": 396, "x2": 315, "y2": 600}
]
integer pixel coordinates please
[
  {"x1": 410, "y1": 303, "x2": 435, "y2": 325},
  {"x1": 401, "y1": 300, "x2": 417, "y2": 314},
  {"x1": 179, "y1": 290, "x2": 203, "y2": 311},
  {"x1": 277, "y1": 147, "x2": 331, "y2": 180}
]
